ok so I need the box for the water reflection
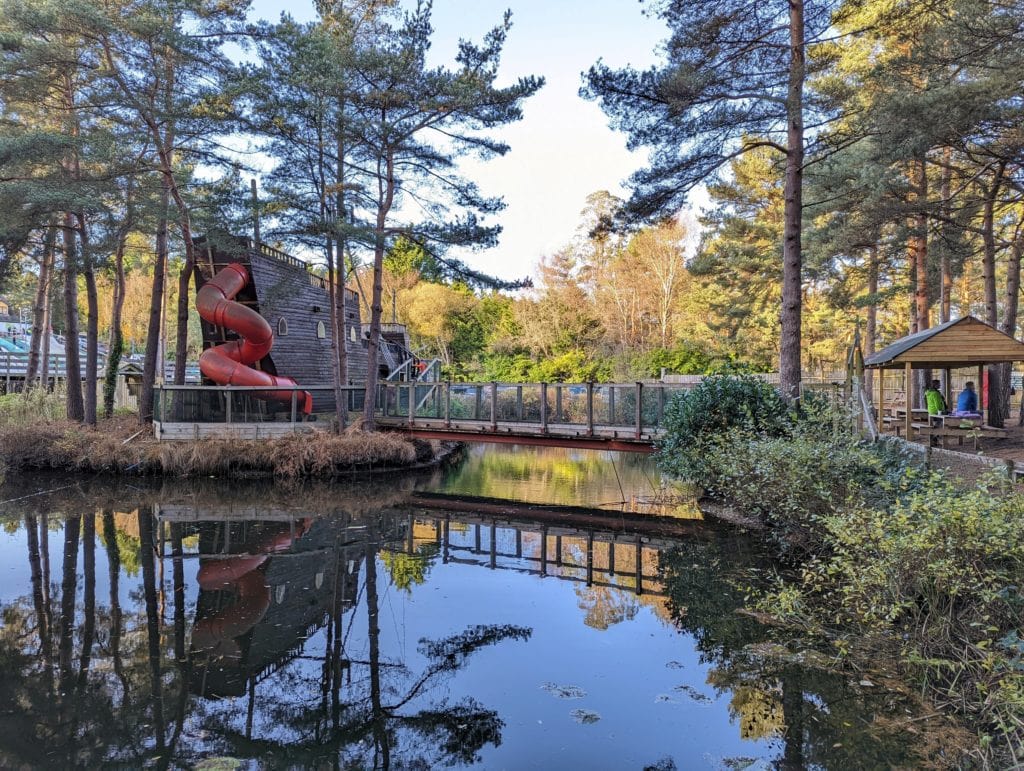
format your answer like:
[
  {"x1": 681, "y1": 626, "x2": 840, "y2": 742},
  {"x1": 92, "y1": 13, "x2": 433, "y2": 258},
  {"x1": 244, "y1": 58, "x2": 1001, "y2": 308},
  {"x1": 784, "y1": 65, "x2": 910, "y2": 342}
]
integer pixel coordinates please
[{"x1": 0, "y1": 451, "x2": 939, "y2": 768}]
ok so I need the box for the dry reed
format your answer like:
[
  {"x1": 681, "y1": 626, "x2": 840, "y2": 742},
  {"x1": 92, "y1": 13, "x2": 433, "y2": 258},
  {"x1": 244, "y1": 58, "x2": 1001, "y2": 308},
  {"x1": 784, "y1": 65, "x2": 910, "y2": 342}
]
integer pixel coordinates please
[{"x1": 0, "y1": 416, "x2": 442, "y2": 480}]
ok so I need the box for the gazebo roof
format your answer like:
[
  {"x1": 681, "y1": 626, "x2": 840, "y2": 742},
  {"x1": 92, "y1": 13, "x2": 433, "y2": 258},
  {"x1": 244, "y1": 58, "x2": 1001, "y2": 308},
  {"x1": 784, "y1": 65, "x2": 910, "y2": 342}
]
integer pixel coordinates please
[{"x1": 865, "y1": 316, "x2": 1024, "y2": 369}]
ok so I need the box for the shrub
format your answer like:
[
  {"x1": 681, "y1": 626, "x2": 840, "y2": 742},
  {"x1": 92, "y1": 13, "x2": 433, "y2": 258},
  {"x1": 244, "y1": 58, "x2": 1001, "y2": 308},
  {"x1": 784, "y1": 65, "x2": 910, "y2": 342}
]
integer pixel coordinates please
[
  {"x1": 657, "y1": 375, "x2": 792, "y2": 481},
  {"x1": 0, "y1": 387, "x2": 66, "y2": 427},
  {"x1": 767, "y1": 473, "x2": 1024, "y2": 762}
]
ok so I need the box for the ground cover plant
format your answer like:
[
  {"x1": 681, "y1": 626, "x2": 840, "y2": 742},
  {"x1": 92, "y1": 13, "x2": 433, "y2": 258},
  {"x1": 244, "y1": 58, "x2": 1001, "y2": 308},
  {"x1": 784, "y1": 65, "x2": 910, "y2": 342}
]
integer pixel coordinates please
[{"x1": 656, "y1": 375, "x2": 1024, "y2": 766}]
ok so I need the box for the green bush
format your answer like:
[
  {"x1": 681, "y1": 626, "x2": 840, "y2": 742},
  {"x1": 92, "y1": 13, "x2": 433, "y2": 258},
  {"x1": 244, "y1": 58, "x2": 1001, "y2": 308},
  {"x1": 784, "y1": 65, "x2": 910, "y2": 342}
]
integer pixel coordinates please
[
  {"x1": 657, "y1": 375, "x2": 792, "y2": 481},
  {"x1": 768, "y1": 473, "x2": 1024, "y2": 762}
]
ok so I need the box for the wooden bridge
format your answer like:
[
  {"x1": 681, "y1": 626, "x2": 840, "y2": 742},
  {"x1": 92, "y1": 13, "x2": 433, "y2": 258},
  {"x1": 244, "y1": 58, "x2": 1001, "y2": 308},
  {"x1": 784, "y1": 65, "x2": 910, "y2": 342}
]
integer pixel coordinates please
[{"x1": 153, "y1": 381, "x2": 690, "y2": 451}]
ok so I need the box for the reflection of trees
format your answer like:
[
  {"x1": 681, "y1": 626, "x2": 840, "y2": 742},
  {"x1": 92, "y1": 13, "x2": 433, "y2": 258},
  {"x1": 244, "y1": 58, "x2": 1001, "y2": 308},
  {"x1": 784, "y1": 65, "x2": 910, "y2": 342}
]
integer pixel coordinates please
[
  {"x1": 0, "y1": 508, "x2": 189, "y2": 769},
  {"x1": 201, "y1": 515, "x2": 531, "y2": 769},
  {"x1": 660, "y1": 538, "x2": 921, "y2": 768}
]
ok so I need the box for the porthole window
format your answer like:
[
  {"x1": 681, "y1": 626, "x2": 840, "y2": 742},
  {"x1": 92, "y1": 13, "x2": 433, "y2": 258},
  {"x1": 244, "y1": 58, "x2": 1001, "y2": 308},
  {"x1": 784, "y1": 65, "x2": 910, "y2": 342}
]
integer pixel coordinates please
[
  {"x1": 277, "y1": 317, "x2": 289, "y2": 336},
  {"x1": 316, "y1": 320, "x2": 327, "y2": 339}
]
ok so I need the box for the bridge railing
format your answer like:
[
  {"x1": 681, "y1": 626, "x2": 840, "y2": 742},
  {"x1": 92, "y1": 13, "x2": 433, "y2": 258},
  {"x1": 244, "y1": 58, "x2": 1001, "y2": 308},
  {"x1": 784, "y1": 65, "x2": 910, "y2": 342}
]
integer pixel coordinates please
[
  {"x1": 376, "y1": 381, "x2": 689, "y2": 436},
  {"x1": 154, "y1": 384, "x2": 365, "y2": 424}
]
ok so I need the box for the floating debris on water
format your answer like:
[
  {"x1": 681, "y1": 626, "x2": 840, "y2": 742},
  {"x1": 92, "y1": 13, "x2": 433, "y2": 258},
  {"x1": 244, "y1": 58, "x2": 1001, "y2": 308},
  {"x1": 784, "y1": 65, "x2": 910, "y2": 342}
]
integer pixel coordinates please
[
  {"x1": 570, "y1": 708, "x2": 601, "y2": 724},
  {"x1": 673, "y1": 684, "x2": 712, "y2": 703},
  {"x1": 540, "y1": 682, "x2": 587, "y2": 699},
  {"x1": 665, "y1": 660, "x2": 685, "y2": 669}
]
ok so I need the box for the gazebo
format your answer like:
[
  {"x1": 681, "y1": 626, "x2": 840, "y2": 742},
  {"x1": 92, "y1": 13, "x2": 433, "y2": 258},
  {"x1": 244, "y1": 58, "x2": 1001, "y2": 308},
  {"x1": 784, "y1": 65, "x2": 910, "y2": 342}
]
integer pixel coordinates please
[{"x1": 864, "y1": 316, "x2": 1024, "y2": 438}]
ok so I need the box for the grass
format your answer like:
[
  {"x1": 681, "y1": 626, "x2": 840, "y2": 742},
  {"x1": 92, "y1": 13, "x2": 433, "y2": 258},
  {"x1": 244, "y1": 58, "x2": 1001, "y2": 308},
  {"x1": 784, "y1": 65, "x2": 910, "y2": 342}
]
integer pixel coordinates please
[{"x1": 0, "y1": 392, "x2": 444, "y2": 479}]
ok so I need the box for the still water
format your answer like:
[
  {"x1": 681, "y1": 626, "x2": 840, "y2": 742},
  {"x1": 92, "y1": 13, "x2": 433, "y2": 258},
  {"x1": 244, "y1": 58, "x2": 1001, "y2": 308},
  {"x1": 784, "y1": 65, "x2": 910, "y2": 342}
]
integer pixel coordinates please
[{"x1": 0, "y1": 446, "x2": 927, "y2": 769}]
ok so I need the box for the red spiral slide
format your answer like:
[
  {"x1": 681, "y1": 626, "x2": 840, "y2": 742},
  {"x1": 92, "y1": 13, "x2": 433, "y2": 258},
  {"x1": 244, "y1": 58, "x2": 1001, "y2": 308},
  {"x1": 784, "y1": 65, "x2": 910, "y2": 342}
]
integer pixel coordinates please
[{"x1": 197, "y1": 262, "x2": 312, "y2": 415}]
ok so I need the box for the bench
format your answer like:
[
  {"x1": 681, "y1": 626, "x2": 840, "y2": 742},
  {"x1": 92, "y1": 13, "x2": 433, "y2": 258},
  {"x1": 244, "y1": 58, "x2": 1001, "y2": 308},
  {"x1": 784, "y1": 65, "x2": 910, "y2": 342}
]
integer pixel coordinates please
[{"x1": 911, "y1": 422, "x2": 1008, "y2": 449}]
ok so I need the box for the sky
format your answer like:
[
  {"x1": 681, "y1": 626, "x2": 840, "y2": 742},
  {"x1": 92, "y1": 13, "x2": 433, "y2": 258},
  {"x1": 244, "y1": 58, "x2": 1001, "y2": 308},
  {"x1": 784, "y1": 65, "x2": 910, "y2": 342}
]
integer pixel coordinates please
[{"x1": 247, "y1": 0, "x2": 679, "y2": 283}]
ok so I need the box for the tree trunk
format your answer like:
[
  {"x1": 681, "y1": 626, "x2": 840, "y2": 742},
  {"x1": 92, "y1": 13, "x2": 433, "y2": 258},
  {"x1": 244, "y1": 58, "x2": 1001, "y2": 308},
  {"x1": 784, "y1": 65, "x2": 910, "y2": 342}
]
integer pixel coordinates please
[
  {"x1": 139, "y1": 182, "x2": 171, "y2": 424},
  {"x1": 982, "y1": 165, "x2": 1005, "y2": 425},
  {"x1": 362, "y1": 227, "x2": 387, "y2": 430},
  {"x1": 173, "y1": 257, "x2": 193, "y2": 386},
  {"x1": 27, "y1": 225, "x2": 56, "y2": 385},
  {"x1": 80, "y1": 217, "x2": 98, "y2": 426},
  {"x1": 40, "y1": 274, "x2": 52, "y2": 387},
  {"x1": 61, "y1": 214, "x2": 85, "y2": 422},
  {"x1": 779, "y1": 0, "x2": 805, "y2": 401},
  {"x1": 865, "y1": 245, "x2": 878, "y2": 401},
  {"x1": 335, "y1": 122, "x2": 349, "y2": 428},
  {"x1": 103, "y1": 232, "x2": 127, "y2": 418},
  {"x1": 997, "y1": 235, "x2": 1022, "y2": 426},
  {"x1": 909, "y1": 157, "x2": 930, "y2": 407},
  {"x1": 362, "y1": 151, "x2": 396, "y2": 430},
  {"x1": 939, "y1": 147, "x2": 952, "y2": 324},
  {"x1": 326, "y1": 238, "x2": 346, "y2": 431}
]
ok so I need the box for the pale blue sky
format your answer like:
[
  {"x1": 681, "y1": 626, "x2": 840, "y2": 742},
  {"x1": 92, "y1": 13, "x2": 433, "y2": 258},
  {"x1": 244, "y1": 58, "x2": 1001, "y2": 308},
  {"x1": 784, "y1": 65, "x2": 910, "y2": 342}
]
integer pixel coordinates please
[{"x1": 248, "y1": 0, "x2": 672, "y2": 282}]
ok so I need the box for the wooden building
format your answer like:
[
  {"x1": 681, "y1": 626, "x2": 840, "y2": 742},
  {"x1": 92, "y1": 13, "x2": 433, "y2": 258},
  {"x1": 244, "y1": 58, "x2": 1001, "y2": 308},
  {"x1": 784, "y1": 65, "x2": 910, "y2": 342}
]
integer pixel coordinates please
[
  {"x1": 865, "y1": 315, "x2": 1024, "y2": 436},
  {"x1": 194, "y1": 234, "x2": 384, "y2": 387}
]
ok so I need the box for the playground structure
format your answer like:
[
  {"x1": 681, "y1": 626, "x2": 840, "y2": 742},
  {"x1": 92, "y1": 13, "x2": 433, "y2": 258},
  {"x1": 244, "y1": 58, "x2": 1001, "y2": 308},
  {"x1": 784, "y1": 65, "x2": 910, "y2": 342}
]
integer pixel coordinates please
[{"x1": 196, "y1": 261, "x2": 313, "y2": 415}]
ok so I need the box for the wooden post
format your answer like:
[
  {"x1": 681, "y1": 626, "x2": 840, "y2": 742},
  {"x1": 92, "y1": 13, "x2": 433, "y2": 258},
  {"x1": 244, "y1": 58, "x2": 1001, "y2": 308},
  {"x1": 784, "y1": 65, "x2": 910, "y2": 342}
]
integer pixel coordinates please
[
  {"x1": 444, "y1": 381, "x2": 451, "y2": 428},
  {"x1": 943, "y1": 367, "x2": 952, "y2": 410},
  {"x1": 586, "y1": 382, "x2": 595, "y2": 436},
  {"x1": 489, "y1": 521, "x2": 496, "y2": 569},
  {"x1": 475, "y1": 385, "x2": 482, "y2": 421},
  {"x1": 226, "y1": 387, "x2": 233, "y2": 424},
  {"x1": 608, "y1": 537, "x2": 616, "y2": 575},
  {"x1": 904, "y1": 362, "x2": 913, "y2": 439},
  {"x1": 290, "y1": 389, "x2": 298, "y2": 424},
  {"x1": 490, "y1": 382, "x2": 497, "y2": 431},
  {"x1": 978, "y1": 364, "x2": 985, "y2": 422},
  {"x1": 635, "y1": 536, "x2": 643, "y2": 596},
  {"x1": 877, "y1": 367, "x2": 885, "y2": 431},
  {"x1": 540, "y1": 526, "x2": 548, "y2": 576},
  {"x1": 657, "y1": 386, "x2": 665, "y2": 427},
  {"x1": 609, "y1": 386, "x2": 616, "y2": 425},
  {"x1": 555, "y1": 385, "x2": 562, "y2": 422},
  {"x1": 586, "y1": 531, "x2": 594, "y2": 587},
  {"x1": 407, "y1": 382, "x2": 415, "y2": 426},
  {"x1": 635, "y1": 382, "x2": 643, "y2": 439},
  {"x1": 540, "y1": 382, "x2": 548, "y2": 433},
  {"x1": 515, "y1": 385, "x2": 523, "y2": 421}
]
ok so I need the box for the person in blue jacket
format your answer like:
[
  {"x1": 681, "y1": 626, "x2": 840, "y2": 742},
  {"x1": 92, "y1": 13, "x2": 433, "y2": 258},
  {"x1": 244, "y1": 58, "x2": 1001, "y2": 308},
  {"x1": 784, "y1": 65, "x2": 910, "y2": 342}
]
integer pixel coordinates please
[{"x1": 956, "y1": 381, "x2": 978, "y2": 413}]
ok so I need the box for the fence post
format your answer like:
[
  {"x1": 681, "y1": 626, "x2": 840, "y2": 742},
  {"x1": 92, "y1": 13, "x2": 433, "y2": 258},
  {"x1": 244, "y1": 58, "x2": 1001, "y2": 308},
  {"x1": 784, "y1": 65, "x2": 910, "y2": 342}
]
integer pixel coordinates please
[
  {"x1": 445, "y1": 381, "x2": 451, "y2": 428},
  {"x1": 657, "y1": 386, "x2": 665, "y2": 427},
  {"x1": 555, "y1": 385, "x2": 563, "y2": 422},
  {"x1": 586, "y1": 382, "x2": 594, "y2": 436},
  {"x1": 4, "y1": 352, "x2": 10, "y2": 392},
  {"x1": 290, "y1": 389, "x2": 298, "y2": 424},
  {"x1": 490, "y1": 382, "x2": 497, "y2": 431},
  {"x1": 408, "y1": 382, "x2": 415, "y2": 426},
  {"x1": 225, "y1": 387, "x2": 232, "y2": 424},
  {"x1": 475, "y1": 386, "x2": 483, "y2": 421},
  {"x1": 516, "y1": 385, "x2": 523, "y2": 421},
  {"x1": 540, "y1": 382, "x2": 548, "y2": 434},
  {"x1": 635, "y1": 382, "x2": 643, "y2": 439}
]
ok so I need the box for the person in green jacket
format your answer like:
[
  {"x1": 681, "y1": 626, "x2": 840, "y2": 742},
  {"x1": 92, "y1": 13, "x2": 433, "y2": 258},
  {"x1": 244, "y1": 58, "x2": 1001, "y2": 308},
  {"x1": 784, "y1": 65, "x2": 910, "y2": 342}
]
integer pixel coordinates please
[{"x1": 924, "y1": 379, "x2": 947, "y2": 416}]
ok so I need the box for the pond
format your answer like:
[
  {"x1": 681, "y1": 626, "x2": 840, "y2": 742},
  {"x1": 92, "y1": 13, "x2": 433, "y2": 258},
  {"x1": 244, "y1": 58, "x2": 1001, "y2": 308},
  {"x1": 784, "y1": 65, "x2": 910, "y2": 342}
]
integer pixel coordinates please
[{"x1": 0, "y1": 445, "x2": 934, "y2": 769}]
